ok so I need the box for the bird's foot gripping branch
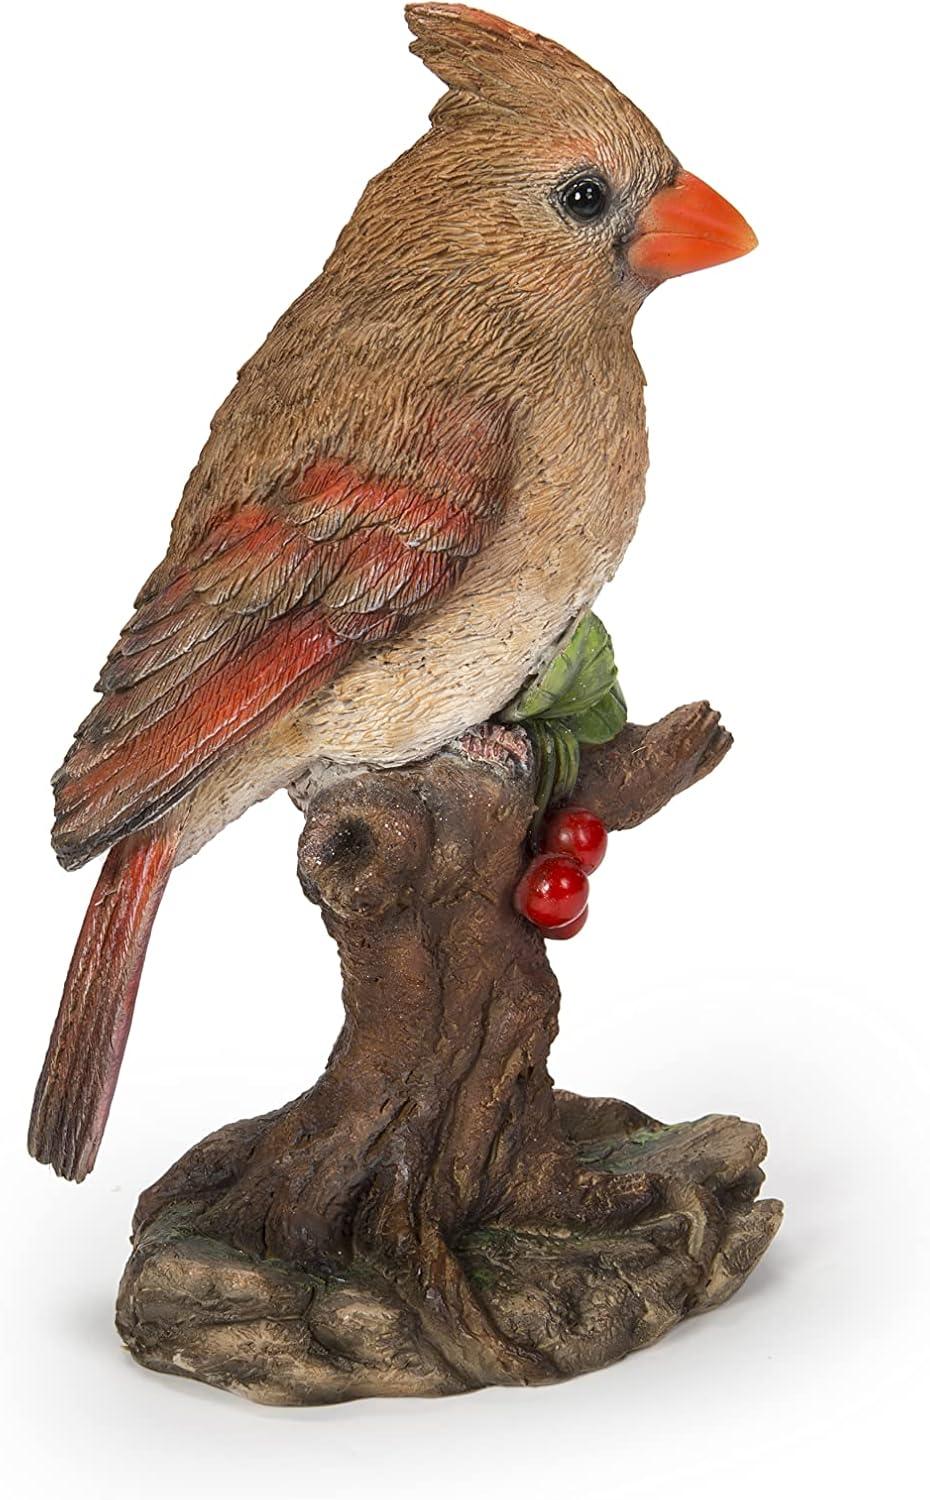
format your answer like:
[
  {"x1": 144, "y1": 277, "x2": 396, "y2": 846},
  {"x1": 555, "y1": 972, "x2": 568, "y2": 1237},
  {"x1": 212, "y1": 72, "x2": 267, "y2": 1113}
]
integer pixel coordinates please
[{"x1": 116, "y1": 701, "x2": 781, "y2": 1405}]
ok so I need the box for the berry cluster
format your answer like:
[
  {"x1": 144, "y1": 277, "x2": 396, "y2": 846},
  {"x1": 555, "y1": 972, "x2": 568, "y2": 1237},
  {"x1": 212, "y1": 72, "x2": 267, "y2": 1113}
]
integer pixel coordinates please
[{"x1": 513, "y1": 807, "x2": 608, "y2": 941}]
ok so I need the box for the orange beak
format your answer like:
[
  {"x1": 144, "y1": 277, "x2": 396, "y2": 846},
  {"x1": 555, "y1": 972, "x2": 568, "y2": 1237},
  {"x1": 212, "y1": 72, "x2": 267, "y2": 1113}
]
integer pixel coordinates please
[{"x1": 627, "y1": 170, "x2": 757, "y2": 282}]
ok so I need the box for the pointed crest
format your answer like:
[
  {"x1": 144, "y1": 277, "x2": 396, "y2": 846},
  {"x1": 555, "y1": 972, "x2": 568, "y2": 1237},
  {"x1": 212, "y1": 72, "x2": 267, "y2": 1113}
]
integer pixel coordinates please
[{"x1": 405, "y1": 4, "x2": 601, "y2": 117}]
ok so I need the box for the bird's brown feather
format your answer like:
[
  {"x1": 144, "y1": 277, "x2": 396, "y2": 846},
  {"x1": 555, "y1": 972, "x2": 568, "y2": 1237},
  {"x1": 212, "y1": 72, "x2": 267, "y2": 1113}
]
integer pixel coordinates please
[{"x1": 53, "y1": 405, "x2": 512, "y2": 869}]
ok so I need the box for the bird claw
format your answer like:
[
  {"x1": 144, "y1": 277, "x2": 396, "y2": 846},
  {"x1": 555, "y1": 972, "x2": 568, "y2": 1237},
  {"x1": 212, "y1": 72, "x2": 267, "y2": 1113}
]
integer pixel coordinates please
[{"x1": 453, "y1": 721, "x2": 532, "y2": 773}]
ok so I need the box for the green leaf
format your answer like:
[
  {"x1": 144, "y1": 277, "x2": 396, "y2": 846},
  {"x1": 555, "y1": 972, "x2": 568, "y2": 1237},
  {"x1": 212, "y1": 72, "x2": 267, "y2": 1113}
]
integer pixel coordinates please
[
  {"x1": 503, "y1": 613, "x2": 619, "y2": 723},
  {"x1": 571, "y1": 683, "x2": 628, "y2": 745},
  {"x1": 499, "y1": 613, "x2": 627, "y2": 829}
]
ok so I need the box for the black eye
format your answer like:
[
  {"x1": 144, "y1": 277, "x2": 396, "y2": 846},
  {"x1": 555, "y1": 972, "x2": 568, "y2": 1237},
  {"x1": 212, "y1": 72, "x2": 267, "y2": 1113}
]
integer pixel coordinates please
[{"x1": 559, "y1": 176, "x2": 609, "y2": 222}]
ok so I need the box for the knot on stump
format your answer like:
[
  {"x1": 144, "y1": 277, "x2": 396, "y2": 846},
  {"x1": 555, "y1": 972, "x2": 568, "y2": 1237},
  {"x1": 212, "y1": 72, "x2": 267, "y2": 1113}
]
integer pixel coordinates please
[
  {"x1": 297, "y1": 778, "x2": 433, "y2": 917},
  {"x1": 296, "y1": 734, "x2": 540, "y2": 927}
]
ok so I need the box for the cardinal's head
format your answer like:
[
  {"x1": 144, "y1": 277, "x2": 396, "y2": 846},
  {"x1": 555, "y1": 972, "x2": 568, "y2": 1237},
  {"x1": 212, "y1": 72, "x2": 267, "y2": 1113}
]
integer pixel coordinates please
[{"x1": 333, "y1": 4, "x2": 756, "y2": 327}]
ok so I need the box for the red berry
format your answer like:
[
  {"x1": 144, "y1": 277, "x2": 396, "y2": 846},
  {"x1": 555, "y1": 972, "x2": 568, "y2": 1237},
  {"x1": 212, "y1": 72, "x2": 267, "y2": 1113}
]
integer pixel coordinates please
[
  {"x1": 545, "y1": 907, "x2": 589, "y2": 940},
  {"x1": 514, "y1": 854, "x2": 589, "y2": 929},
  {"x1": 542, "y1": 806, "x2": 608, "y2": 874}
]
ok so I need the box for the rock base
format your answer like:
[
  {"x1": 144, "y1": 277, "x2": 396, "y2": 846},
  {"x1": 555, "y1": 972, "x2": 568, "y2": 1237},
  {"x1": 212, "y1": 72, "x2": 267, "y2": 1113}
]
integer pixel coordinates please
[{"x1": 116, "y1": 1098, "x2": 781, "y2": 1405}]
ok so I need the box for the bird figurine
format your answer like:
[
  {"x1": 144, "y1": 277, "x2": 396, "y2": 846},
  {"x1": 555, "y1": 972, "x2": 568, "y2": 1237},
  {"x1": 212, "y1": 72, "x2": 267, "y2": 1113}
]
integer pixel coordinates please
[{"x1": 30, "y1": 3, "x2": 756, "y2": 1183}]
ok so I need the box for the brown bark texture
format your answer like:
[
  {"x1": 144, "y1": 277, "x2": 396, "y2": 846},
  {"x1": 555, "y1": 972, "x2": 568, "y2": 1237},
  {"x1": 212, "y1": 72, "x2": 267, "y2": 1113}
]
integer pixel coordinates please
[{"x1": 116, "y1": 703, "x2": 781, "y2": 1403}]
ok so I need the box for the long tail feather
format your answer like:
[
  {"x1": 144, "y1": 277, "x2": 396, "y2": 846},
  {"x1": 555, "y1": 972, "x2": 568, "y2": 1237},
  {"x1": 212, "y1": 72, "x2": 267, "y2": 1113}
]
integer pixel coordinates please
[{"x1": 29, "y1": 825, "x2": 179, "y2": 1181}]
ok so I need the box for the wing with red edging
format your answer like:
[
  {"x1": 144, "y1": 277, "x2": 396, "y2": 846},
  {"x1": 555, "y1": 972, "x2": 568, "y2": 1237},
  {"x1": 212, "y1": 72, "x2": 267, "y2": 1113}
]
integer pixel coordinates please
[{"x1": 53, "y1": 405, "x2": 512, "y2": 869}]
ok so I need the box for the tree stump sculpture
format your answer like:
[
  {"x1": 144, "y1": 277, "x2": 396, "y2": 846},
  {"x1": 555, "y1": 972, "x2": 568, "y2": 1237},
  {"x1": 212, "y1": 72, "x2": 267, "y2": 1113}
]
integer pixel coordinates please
[{"x1": 116, "y1": 702, "x2": 781, "y2": 1404}]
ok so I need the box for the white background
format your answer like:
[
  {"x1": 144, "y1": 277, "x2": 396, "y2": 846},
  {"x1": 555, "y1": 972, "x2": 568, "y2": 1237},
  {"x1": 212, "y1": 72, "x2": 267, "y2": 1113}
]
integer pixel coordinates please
[{"x1": 2, "y1": 1, "x2": 927, "y2": 1495}]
